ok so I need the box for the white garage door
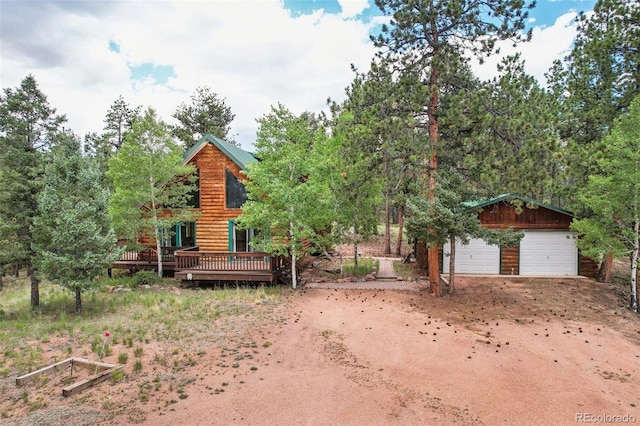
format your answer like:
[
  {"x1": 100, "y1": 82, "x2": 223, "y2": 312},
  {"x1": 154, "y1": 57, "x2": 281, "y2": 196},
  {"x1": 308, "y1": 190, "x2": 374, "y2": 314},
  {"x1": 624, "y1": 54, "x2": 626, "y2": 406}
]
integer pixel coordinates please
[
  {"x1": 442, "y1": 238, "x2": 500, "y2": 274},
  {"x1": 519, "y1": 231, "x2": 578, "y2": 275}
]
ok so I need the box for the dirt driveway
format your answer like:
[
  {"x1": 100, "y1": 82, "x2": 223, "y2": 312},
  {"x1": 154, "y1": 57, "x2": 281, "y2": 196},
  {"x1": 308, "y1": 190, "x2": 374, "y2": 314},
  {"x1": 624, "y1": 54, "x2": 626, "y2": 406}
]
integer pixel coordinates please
[{"x1": 140, "y1": 276, "x2": 640, "y2": 426}]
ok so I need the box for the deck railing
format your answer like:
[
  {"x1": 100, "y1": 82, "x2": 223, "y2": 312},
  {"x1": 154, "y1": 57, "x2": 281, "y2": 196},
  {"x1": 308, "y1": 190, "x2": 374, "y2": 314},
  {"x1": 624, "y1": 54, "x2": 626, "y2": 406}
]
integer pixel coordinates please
[
  {"x1": 175, "y1": 248, "x2": 272, "y2": 271},
  {"x1": 118, "y1": 247, "x2": 183, "y2": 263},
  {"x1": 113, "y1": 246, "x2": 287, "y2": 282}
]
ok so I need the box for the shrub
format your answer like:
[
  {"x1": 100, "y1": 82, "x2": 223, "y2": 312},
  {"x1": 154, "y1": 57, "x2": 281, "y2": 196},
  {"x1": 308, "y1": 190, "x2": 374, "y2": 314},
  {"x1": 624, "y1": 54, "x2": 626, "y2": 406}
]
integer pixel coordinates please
[{"x1": 133, "y1": 271, "x2": 162, "y2": 287}]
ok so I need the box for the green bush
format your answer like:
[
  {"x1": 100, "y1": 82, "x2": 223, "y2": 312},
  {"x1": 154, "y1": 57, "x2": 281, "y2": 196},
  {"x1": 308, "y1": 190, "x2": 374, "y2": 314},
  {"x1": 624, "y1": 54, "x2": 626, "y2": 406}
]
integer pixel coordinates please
[{"x1": 133, "y1": 271, "x2": 162, "y2": 287}]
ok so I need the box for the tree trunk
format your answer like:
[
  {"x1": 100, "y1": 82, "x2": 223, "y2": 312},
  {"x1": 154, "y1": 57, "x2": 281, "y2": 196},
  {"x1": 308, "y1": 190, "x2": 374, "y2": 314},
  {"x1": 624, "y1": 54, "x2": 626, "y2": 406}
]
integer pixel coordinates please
[
  {"x1": 75, "y1": 286, "x2": 82, "y2": 314},
  {"x1": 0, "y1": 273, "x2": 3, "y2": 291},
  {"x1": 596, "y1": 252, "x2": 614, "y2": 283},
  {"x1": 394, "y1": 205, "x2": 405, "y2": 257},
  {"x1": 353, "y1": 241, "x2": 359, "y2": 267},
  {"x1": 384, "y1": 191, "x2": 391, "y2": 255},
  {"x1": 155, "y1": 237, "x2": 163, "y2": 279},
  {"x1": 383, "y1": 155, "x2": 391, "y2": 255},
  {"x1": 150, "y1": 175, "x2": 163, "y2": 278},
  {"x1": 290, "y1": 209, "x2": 297, "y2": 289},
  {"x1": 353, "y1": 213, "x2": 359, "y2": 267},
  {"x1": 449, "y1": 236, "x2": 456, "y2": 294},
  {"x1": 416, "y1": 242, "x2": 427, "y2": 270},
  {"x1": 630, "y1": 217, "x2": 638, "y2": 313},
  {"x1": 426, "y1": 46, "x2": 441, "y2": 296},
  {"x1": 30, "y1": 272, "x2": 40, "y2": 309},
  {"x1": 291, "y1": 255, "x2": 297, "y2": 289}
]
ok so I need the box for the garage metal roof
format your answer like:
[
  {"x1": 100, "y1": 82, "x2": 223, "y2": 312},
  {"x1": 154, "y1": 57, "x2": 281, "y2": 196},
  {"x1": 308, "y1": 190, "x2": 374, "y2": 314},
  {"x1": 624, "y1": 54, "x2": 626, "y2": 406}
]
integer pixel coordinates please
[{"x1": 466, "y1": 194, "x2": 574, "y2": 217}]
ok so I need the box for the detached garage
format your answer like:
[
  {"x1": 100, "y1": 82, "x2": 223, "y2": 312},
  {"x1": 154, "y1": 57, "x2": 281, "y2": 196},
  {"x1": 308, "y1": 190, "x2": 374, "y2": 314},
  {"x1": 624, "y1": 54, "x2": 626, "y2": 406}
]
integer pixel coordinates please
[{"x1": 441, "y1": 195, "x2": 597, "y2": 278}]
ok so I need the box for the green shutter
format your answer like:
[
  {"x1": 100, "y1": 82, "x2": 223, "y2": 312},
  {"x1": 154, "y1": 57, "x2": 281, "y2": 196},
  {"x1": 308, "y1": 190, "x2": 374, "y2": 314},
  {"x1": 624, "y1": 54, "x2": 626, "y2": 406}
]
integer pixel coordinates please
[{"x1": 228, "y1": 220, "x2": 234, "y2": 252}]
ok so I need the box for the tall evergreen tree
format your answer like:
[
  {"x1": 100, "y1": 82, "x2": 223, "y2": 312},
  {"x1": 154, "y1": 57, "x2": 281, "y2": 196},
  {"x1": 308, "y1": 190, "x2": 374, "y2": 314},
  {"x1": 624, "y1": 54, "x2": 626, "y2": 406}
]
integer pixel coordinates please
[
  {"x1": 328, "y1": 109, "x2": 383, "y2": 264},
  {"x1": 329, "y1": 61, "x2": 426, "y2": 260},
  {"x1": 553, "y1": 0, "x2": 640, "y2": 281},
  {"x1": 32, "y1": 133, "x2": 122, "y2": 313},
  {"x1": 571, "y1": 95, "x2": 640, "y2": 312},
  {"x1": 0, "y1": 75, "x2": 66, "y2": 308},
  {"x1": 84, "y1": 96, "x2": 141, "y2": 177},
  {"x1": 172, "y1": 86, "x2": 236, "y2": 150},
  {"x1": 442, "y1": 55, "x2": 563, "y2": 201},
  {"x1": 104, "y1": 95, "x2": 142, "y2": 151},
  {"x1": 372, "y1": 0, "x2": 535, "y2": 295}
]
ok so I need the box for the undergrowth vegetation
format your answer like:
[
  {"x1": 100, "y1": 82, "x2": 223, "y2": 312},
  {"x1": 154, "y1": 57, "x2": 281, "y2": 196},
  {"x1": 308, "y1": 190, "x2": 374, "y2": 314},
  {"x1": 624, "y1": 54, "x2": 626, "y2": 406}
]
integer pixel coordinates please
[
  {"x1": 341, "y1": 257, "x2": 379, "y2": 277},
  {"x1": 0, "y1": 274, "x2": 283, "y2": 379}
]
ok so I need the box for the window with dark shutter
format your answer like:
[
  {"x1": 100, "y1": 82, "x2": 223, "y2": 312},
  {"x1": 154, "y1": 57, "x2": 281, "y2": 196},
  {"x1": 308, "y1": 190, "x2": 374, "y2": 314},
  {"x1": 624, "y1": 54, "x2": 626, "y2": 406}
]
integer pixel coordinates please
[{"x1": 225, "y1": 168, "x2": 247, "y2": 209}]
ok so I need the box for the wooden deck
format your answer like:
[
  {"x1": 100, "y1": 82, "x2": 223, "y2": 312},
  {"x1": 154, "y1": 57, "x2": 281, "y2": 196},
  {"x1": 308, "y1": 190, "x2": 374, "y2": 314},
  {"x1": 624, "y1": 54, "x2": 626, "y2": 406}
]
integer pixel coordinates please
[{"x1": 111, "y1": 246, "x2": 288, "y2": 284}]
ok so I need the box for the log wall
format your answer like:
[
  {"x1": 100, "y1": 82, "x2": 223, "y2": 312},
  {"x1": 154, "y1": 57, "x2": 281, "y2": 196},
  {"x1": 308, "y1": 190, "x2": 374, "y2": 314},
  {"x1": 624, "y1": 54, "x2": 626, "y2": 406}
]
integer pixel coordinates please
[
  {"x1": 190, "y1": 143, "x2": 246, "y2": 252},
  {"x1": 500, "y1": 246, "x2": 520, "y2": 275},
  {"x1": 478, "y1": 202, "x2": 572, "y2": 230}
]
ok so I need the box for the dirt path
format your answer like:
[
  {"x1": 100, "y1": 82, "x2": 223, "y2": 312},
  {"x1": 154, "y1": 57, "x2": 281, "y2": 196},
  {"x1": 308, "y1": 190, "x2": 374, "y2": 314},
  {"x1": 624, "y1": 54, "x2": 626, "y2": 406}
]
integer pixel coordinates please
[
  {"x1": 139, "y1": 277, "x2": 640, "y2": 426},
  {"x1": 2, "y1": 275, "x2": 638, "y2": 426}
]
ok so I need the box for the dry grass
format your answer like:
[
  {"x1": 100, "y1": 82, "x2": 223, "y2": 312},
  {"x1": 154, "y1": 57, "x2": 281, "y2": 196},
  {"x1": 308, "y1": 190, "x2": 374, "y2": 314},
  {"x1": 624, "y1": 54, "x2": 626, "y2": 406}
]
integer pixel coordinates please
[{"x1": 0, "y1": 275, "x2": 286, "y2": 424}]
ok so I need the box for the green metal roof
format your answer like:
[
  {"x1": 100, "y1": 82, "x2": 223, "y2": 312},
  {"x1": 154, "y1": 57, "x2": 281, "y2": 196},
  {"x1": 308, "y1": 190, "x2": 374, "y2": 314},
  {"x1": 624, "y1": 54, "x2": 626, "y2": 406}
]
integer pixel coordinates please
[
  {"x1": 183, "y1": 134, "x2": 257, "y2": 170},
  {"x1": 466, "y1": 193, "x2": 575, "y2": 217}
]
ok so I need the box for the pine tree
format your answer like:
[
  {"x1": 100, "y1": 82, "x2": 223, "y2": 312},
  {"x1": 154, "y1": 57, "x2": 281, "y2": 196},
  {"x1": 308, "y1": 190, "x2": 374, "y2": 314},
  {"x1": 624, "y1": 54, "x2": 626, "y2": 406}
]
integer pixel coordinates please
[
  {"x1": 172, "y1": 86, "x2": 236, "y2": 150},
  {"x1": 571, "y1": 95, "x2": 640, "y2": 312},
  {"x1": 555, "y1": 0, "x2": 640, "y2": 281},
  {"x1": 32, "y1": 133, "x2": 122, "y2": 313},
  {"x1": 0, "y1": 75, "x2": 66, "y2": 308},
  {"x1": 84, "y1": 96, "x2": 141, "y2": 178},
  {"x1": 372, "y1": 0, "x2": 535, "y2": 295}
]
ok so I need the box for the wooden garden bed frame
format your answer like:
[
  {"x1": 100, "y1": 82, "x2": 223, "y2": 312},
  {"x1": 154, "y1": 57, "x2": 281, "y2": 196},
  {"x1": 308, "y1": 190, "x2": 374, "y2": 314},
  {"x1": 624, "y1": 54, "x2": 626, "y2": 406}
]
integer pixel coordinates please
[{"x1": 15, "y1": 357, "x2": 122, "y2": 397}]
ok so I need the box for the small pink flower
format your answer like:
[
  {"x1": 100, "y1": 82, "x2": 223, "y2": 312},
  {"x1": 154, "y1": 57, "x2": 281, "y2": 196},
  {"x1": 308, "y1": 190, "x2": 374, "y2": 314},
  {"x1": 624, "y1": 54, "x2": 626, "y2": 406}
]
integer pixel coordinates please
[{"x1": 104, "y1": 331, "x2": 111, "y2": 338}]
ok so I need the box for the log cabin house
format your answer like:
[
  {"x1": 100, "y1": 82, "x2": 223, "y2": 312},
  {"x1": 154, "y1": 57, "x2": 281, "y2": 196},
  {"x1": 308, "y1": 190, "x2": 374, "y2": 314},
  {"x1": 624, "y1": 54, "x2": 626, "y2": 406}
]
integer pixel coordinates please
[
  {"x1": 441, "y1": 194, "x2": 598, "y2": 278},
  {"x1": 111, "y1": 134, "x2": 287, "y2": 283}
]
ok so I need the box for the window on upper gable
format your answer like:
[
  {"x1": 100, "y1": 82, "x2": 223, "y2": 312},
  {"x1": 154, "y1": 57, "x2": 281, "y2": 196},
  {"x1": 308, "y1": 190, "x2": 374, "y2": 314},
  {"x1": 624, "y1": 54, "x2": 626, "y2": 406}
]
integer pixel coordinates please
[
  {"x1": 225, "y1": 168, "x2": 247, "y2": 209},
  {"x1": 188, "y1": 169, "x2": 200, "y2": 208}
]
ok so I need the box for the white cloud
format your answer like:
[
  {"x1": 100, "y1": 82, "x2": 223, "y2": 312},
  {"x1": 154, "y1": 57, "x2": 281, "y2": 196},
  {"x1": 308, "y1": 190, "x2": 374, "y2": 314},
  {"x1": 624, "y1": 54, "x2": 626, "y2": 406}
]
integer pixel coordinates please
[
  {"x1": 1, "y1": 0, "x2": 377, "y2": 150},
  {"x1": 337, "y1": 0, "x2": 370, "y2": 18},
  {"x1": 1, "y1": 2, "x2": 588, "y2": 150}
]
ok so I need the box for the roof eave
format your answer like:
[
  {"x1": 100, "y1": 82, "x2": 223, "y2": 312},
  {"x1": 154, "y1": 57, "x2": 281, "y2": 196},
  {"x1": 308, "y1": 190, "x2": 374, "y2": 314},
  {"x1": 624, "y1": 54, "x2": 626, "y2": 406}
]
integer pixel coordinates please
[
  {"x1": 183, "y1": 134, "x2": 256, "y2": 170},
  {"x1": 470, "y1": 193, "x2": 574, "y2": 217}
]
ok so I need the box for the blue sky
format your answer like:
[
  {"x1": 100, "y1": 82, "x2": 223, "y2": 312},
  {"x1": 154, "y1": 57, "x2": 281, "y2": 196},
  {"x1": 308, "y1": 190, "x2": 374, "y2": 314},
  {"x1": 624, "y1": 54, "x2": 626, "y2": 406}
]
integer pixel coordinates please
[
  {"x1": 282, "y1": 0, "x2": 597, "y2": 26},
  {"x1": 0, "y1": 0, "x2": 598, "y2": 150},
  {"x1": 281, "y1": 0, "x2": 597, "y2": 27}
]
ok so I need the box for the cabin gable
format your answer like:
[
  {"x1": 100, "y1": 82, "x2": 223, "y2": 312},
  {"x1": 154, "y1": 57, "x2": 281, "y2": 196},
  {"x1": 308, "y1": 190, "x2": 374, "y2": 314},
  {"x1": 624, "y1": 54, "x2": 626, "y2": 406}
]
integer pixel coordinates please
[
  {"x1": 186, "y1": 138, "x2": 255, "y2": 252},
  {"x1": 478, "y1": 201, "x2": 572, "y2": 230}
]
